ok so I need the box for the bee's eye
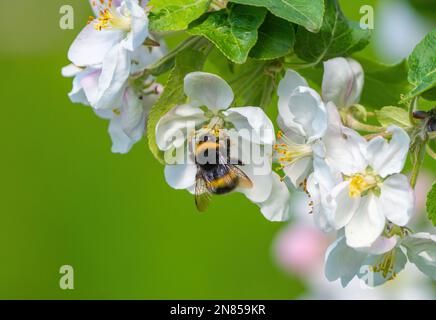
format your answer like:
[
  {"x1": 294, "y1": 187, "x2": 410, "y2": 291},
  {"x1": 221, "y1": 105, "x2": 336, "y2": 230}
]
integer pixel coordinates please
[{"x1": 203, "y1": 136, "x2": 209, "y2": 142}]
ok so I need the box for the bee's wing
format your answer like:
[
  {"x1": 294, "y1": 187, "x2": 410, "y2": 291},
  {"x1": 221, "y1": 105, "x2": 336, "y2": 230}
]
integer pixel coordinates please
[
  {"x1": 229, "y1": 165, "x2": 253, "y2": 189},
  {"x1": 217, "y1": 152, "x2": 253, "y2": 189},
  {"x1": 195, "y1": 173, "x2": 212, "y2": 212}
]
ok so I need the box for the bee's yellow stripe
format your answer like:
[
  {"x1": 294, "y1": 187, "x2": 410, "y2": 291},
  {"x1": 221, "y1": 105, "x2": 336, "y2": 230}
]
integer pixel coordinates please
[
  {"x1": 208, "y1": 172, "x2": 236, "y2": 189},
  {"x1": 196, "y1": 141, "x2": 219, "y2": 155}
]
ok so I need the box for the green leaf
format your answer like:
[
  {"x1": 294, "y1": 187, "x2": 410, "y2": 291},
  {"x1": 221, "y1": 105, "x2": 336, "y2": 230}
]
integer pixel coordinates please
[
  {"x1": 357, "y1": 57, "x2": 412, "y2": 110},
  {"x1": 406, "y1": 73, "x2": 436, "y2": 100},
  {"x1": 249, "y1": 14, "x2": 295, "y2": 60},
  {"x1": 405, "y1": 29, "x2": 436, "y2": 100},
  {"x1": 232, "y1": 61, "x2": 280, "y2": 109},
  {"x1": 229, "y1": 0, "x2": 324, "y2": 32},
  {"x1": 147, "y1": 48, "x2": 208, "y2": 163},
  {"x1": 149, "y1": 0, "x2": 211, "y2": 31},
  {"x1": 427, "y1": 183, "x2": 436, "y2": 227},
  {"x1": 188, "y1": 5, "x2": 267, "y2": 64},
  {"x1": 294, "y1": 0, "x2": 371, "y2": 64},
  {"x1": 422, "y1": 87, "x2": 436, "y2": 101},
  {"x1": 375, "y1": 106, "x2": 412, "y2": 129}
]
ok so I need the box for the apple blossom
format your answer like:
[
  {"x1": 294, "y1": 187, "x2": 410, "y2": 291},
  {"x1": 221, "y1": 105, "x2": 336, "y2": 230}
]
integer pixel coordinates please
[
  {"x1": 322, "y1": 57, "x2": 364, "y2": 109},
  {"x1": 274, "y1": 57, "x2": 364, "y2": 189},
  {"x1": 320, "y1": 125, "x2": 415, "y2": 249},
  {"x1": 67, "y1": 0, "x2": 155, "y2": 110},
  {"x1": 275, "y1": 70, "x2": 328, "y2": 188},
  {"x1": 155, "y1": 72, "x2": 291, "y2": 220},
  {"x1": 325, "y1": 231, "x2": 436, "y2": 287},
  {"x1": 62, "y1": 45, "x2": 163, "y2": 153},
  {"x1": 69, "y1": 0, "x2": 150, "y2": 66}
]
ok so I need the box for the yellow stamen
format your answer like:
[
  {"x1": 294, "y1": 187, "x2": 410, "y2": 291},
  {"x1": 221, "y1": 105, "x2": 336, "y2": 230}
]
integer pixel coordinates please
[
  {"x1": 274, "y1": 131, "x2": 313, "y2": 181},
  {"x1": 91, "y1": 0, "x2": 131, "y2": 32},
  {"x1": 372, "y1": 250, "x2": 398, "y2": 280},
  {"x1": 348, "y1": 173, "x2": 377, "y2": 198}
]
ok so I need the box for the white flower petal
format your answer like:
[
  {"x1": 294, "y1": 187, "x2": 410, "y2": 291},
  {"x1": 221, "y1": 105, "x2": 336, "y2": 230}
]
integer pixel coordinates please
[
  {"x1": 283, "y1": 157, "x2": 312, "y2": 188},
  {"x1": 323, "y1": 104, "x2": 368, "y2": 175},
  {"x1": 131, "y1": 45, "x2": 165, "y2": 74},
  {"x1": 164, "y1": 163, "x2": 197, "y2": 190},
  {"x1": 94, "y1": 108, "x2": 114, "y2": 120},
  {"x1": 278, "y1": 86, "x2": 327, "y2": 142},
  {"x1": 322, "y1": 57, "x2": 364, "y2": 108},
  {"x1": 379, "y1": 174, "x2": 414, "y2": 226},
  {"x1": 357, "y1": 235, "x2": 399, "y2": 255},
  {"x1": 224, "y1": 107, "x2": 275, "y2": 146},
  {"x1": 184, "y1": 72, "x2": 234, "y2": 112},
  {"x1": 366, "y1": 126, "x2": 410, "y2": 178},
  {"x1": 122, "y1": 0, "x2": 149, "y2": 51},
  {"x1": 313, "y1": 156, "x2": 342, "y2": 190},
  {"x1": 345, "y1": 194, "x2": 386, "y2": 248},
  {"x1": 325, "y1": 101, "x2": 343, "y2": 129},
  {"x1": 108, "y1": 115, "x2": 136, "y2": 154},
  {"x1": 307, "y1": 157, "x2": 343, "y2": 232},
  {"x1": 61, "y1": 64, "x2": 83, "y2": 77},
  {"x1": 277, "y1": 69, "x2": 308, "y2": 111},
  {"x1": 76, "y1": 68, "x2": 101, "y2": 105},
  {"x1": 155, "y1": 104, "x2": 206, "y2": 152},
  {"x1": 330, "y1": 181, "x2": 360, "y2": 229},
  {"x1": 92, "y1": 44, "x2": 132, "y2": 110},
  {"x1": 120, "y1": 88, "x2": 146, "y2": 140},
  {"x1": 256, "y1": 173, "x2": 292, "y2": 222},
  {"x1": 239, "y1": 164, "x2": 273, "y2": 203},
  {"x1": 325, "y1": 235, "x2": 367, "y2": 287},
  {"x1": 68, "y1": 23, "x2": 124, "y2": 67},
  {"x1": 403, "y1": 233, "x2": 436, "y2": 280},
  {"x1": 63, "y1": 66, "x2": 101, "y2": 105},
  {"x1": 69, "y1": 71, "x2": 92, "y2": 105},
  {"x1": 306, "y1": 173, "x2": 334, "y2": 233}
]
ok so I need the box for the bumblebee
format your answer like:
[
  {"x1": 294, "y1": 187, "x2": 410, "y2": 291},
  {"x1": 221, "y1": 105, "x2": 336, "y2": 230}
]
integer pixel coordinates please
[{"x1": 194, "y1": 133, "x2": 253, "y2": 212}]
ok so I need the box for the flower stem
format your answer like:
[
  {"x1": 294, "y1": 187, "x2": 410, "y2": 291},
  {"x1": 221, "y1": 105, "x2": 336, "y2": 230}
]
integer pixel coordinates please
[
  {"x1": 345, "y1": 113, "x2": 385, "y2": 133},
  {"x1": 408, "y1": 96, "x2": 419, "y2": 125},
  {"x1": 410, "y1": 136, "x2": 428, "y2": 188},
  {"x1": 146, "y1": 36, "x2": 203, "y2": 74},
  {"x1": 284, "y1": 61, "x2": 319, "y2": 70},
  {"x1": 364, "y1": 131, "x2": 392, "y2": 141}
]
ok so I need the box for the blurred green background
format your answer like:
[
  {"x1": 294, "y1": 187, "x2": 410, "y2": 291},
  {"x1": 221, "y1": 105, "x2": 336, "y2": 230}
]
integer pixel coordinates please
[{"x1": 0, "y1": 0, "x2": 434, "y2": 299}]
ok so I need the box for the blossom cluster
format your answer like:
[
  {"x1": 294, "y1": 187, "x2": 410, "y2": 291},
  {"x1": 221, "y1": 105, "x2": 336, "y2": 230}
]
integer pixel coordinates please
[
  {"x1": 63, "y1": 0, "x2": 164, "y2": 153},
  {"x1": 63, "y1": 0, "x2": 436, "y2": 288}
]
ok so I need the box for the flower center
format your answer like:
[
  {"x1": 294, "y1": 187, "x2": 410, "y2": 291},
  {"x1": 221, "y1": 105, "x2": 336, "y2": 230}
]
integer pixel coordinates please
[
  {"x1": 274, "y1": 131, "x2": 313, "y2": 168},
  {"x1": 90, "y1": 0, "x2": 131, "y2": 32},
  {"x1": 371, "y1": 249, "x2": 398, "y2": 280},
  {"x1": 347, "y1": 173, "x2": 379, "y2": 198}
]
